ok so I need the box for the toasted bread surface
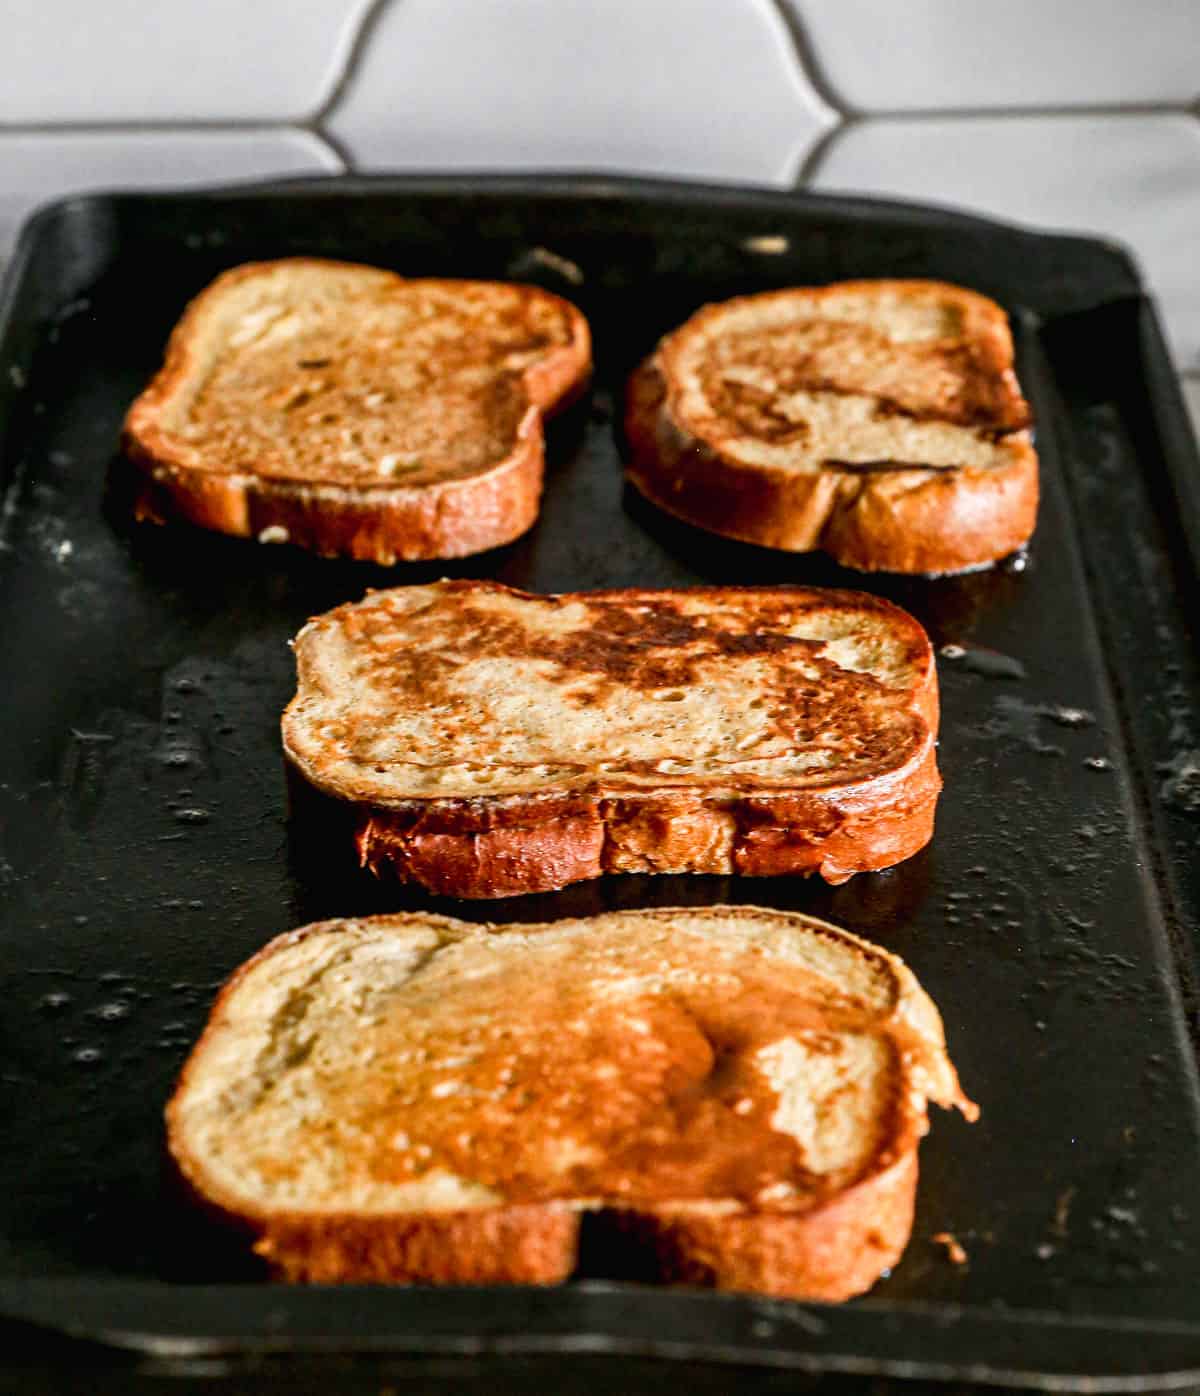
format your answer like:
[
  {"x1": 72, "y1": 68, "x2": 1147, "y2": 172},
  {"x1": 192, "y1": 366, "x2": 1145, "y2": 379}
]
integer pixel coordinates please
[
  {"x1": 282, "y1": 579, "x2": 940, "y2": 895},
  {"x1": 625, "y1": 279, "x2": 1038, "y2": 573},
  {"x1": 166, "y1": 906, "x2": 975, "y2": 1296},
  {"x1": 124, "y1": 259, "x2": 591, "y2": 562}
]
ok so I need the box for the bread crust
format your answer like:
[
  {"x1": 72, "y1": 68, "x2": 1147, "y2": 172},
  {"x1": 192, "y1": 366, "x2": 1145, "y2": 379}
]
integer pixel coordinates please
[
  {"x1": 165, "y1": 908, "x2": 974, "y2": 1297},
  {"x1": 609, "y1": 1152, "x2": 917, "y2": 1300},
  {"x1": 195, "y1": 1163, "x2": 915, "y2": 1297},
  {"x1": 283, "y1": 580, "x2": 941, "y2": 897},
  {"x1": 123, "y1": 258, "x2": 591, "y2": 563},
  {"x1": 624, "y1": 279, "x2": 1038, "y2": 575},
  {"x1": 349, "y1": 742, "x2": 940, "y2": 896},
  {"x1": 252, "y1": 1205, "x2": 582, "y2": 1286}
]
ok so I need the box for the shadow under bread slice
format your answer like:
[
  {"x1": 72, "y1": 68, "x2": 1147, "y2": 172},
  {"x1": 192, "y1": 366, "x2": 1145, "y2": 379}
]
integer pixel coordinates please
[
  {"x1": 166, "y1": 905, "x2": 976, "y2": 1297},
  {"x1": 282, "y1": 579, "x2": 941, "y2": 899}
]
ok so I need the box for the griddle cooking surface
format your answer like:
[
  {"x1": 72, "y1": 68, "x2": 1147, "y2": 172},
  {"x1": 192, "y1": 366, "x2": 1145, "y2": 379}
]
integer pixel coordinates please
[{"x1": 0, "y1": 177, "x2": 1198, "y2": 1386}]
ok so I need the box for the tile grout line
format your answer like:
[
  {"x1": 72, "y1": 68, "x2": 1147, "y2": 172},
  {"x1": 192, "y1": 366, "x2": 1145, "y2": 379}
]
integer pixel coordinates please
[
  {"x1": 0, "y1": 100, "x2": 1191, "y2": 148},
  {"x1": 764, "y1": 1, "x2": 1199, "y2": 127},
  {"x1": 787, "y1": 102, "x2": 1198, "y2": 187},
  {"x1": 844, "y1": 99, "x2": 1195, "y2": 122},
  {"x1": 307, "y1": 0, "x2": 394, "y2": 131},
  {"x1": 0, "y1": 0, "x2": 392, "y2": 151},
  {"x1": 765, "y1": 0, "x2": 849, "y2": 186},
  {"x1": 764, "y1": 0, "x2": 854, "y2": 117},
  {"x1": 0, "y1": 118, "x2": 350, "y2": 173},
  {"x1": 0, "y1": 118, "x2": 325, "y2": 136},
  {"x1": 792, "y1": 120, "x2": 851, "y2": 187},
  {"x1": 307, "y1": 123, "x2": 354, "y2": 172}
]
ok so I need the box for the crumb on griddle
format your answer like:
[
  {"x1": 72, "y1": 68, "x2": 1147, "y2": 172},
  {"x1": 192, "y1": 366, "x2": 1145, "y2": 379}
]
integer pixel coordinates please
[{"x1": 932, "y1": 1231, "x2": 968, "y2": 1265}]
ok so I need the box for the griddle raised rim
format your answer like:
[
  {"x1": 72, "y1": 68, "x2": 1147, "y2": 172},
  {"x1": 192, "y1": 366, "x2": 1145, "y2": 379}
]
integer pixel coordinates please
[
  {"x1": 5, "y1": 1279, "x2": 1200, "y2": 1390},
  {"x1": 1, "y1": 170, "x2": 1145, "y2": 333}
]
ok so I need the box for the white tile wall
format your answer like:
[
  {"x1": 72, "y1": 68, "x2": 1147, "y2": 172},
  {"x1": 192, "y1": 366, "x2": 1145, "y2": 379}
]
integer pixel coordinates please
[
  {"x1": 328, "y1": 0, "x2": 834, "y2": 185},
  {"x1": 787, "y1": 0, "x2": 1200, "y2": 110},
  {"x1": 0, "y1": 131, "x2": 341, "y2": 254},
  {"x1": 0, "y1": 0, "x2": 371, "y2": 122},
  {"x1": 814, "y1": 113, "x2": 1200, "y2": 371},
  {"x1": 0, "y1": 0, "x2": 1196, "y2": 402}
]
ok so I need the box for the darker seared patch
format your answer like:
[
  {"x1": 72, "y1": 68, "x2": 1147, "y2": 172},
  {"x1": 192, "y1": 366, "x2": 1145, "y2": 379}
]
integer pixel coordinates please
[
  {"x1": 340, "y1": 584, "x2": 929, "y2": 700},
  {"x1": 711, "y1": 379, "x2": 813, "y2": 444},
  {"x1": 440, "y1": 596, "x2": 852, "y2": 691},
  {"x1": 535, "y1": 601, "x2": 820, "y2": 684},
  {"x1": 823, "y1": 458, "x2": 939, "y2": 474},
  {"x1": 320, "y1": 945, "x2": 903, "y2": 1206},
  {"x1": 699, "y1": 319, "x2": 1030, "y2": 434}
]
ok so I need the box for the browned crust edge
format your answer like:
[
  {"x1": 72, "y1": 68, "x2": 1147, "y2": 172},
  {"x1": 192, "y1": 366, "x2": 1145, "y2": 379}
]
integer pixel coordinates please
[
  {"x1": 123, "y1": 258, "x2": 592, "y2": 564},
  {"x1": 612, "y1": 1151, "x2": 918, "y2": 1300},
  {"x1": 204, "y1": 1157, "x2": 916, "y2": 1297},
  {"x1": 347, "y1": 743, "x2": 941, "y2": 898},
  {"x1": 624, "y1": 280, "x2": 1039, "y2": 575},
  {"x1": 252, "y1": 1205, "x2": 583, "y2": 1286}
]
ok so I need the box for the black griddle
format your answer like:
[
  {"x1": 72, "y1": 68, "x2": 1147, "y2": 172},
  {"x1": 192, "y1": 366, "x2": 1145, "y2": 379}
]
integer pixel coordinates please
[{"x1": 1, "y1": 175, "x2": 1199, "y2": 1390}]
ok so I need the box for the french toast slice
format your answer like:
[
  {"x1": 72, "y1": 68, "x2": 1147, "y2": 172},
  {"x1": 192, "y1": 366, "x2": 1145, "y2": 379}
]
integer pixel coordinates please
[
  {"x1": 124, "y1": 258, "x2": 591, "y2": 563},
  {"x1": 166, "y1": 906, "x2": 976, "y2": 1297},
  {"x1": 625, "y1": 279, "x2": 1037, "y2": 574},
  {"x1": 282, "y1": 579, "x2": 940, "y2": 898}
]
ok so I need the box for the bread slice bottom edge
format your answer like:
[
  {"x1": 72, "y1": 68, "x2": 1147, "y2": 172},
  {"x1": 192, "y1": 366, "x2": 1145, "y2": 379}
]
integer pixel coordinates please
[
  {"x1": 221, "y1": 1153, "x2": 917, "y2": 1299},
  {"x1": 126, "y1": 422, "x2": 545, "y2": 565},
  {"x1": 625, "y1": 359, "x2": 1038, "y2": 575},
  {"x1": 342, "y1": 750, "x2": 939, "y2": 898}
]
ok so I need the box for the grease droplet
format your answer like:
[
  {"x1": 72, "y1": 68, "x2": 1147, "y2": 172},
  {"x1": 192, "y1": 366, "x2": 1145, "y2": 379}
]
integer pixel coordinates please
[
  {"x1": 940, "y1": 644, "x2": 1027, "y2": 680},
  {"x1": 1043, "y1": 706, "x2": 1095, "y2": 729}
]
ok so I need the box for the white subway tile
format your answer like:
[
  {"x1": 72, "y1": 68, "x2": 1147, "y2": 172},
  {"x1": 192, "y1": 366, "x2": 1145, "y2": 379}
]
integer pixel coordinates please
[
  {"x1": 0, "y1": 0, "x2": 372, "y2": 122},
  {"x1": 329, "y1": 0, "x2": 834, "y2": 185},
  {"x1": 790, "y1": 0, "x2": 1200, "y2": 111},
  {"x1": 0, "y1": 131, "x2": 340, "y2": 258},
  {"x1": 814, "y1": 114, "x2": 1200, "y2": 370}
]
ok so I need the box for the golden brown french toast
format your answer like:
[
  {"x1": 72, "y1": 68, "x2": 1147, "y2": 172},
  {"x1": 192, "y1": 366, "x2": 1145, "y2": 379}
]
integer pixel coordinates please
[
  {"x1": 625, "y1": 279, "x2": 1037, "y2": 574},
  {"x1": 166, "y1": 906, "x2": 976, "y2": 1296},
  {"x1": 282, "y1": 579, "x2": 940, "y2": 897},
  {"x1": 124, "y1": 258, "x2": 591, "y2": 562}
]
